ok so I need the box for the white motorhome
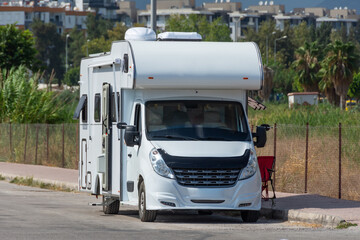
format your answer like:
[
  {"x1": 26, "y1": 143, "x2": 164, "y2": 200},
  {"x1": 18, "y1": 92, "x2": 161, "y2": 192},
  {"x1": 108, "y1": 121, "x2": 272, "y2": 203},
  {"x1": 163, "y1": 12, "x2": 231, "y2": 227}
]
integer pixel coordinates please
[{"x1": 74, "y1": 28, "x2": 267, "y2": 222}]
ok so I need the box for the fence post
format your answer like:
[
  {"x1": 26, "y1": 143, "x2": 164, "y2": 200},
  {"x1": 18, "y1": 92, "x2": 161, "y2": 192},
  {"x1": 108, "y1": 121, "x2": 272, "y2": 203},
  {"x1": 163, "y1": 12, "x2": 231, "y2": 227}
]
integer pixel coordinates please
[
  {"x1": 305, "y1": 122, "x2": 309, "y2": 193},
  {"x1": 24, "y1": 124, "x2": 28, "y2": 163},
  {"x1": 9, "y1": 122, "x2": 12, "y2": 161},
  {"x1": 338, "y1": 122, "x2": 342, "y2": 199},
  {"x1": 273, "y1": 123, "x2": 277, "y2": 187},
  {"x1": 62, "y1": 123, "x2": 65, "y2": 168},
  {"x1": 46, "y1": 124, "x2": 49, "y2": 164},
  {"x1": 35, "y1": 125, "x2": 39, "y2": 165}
]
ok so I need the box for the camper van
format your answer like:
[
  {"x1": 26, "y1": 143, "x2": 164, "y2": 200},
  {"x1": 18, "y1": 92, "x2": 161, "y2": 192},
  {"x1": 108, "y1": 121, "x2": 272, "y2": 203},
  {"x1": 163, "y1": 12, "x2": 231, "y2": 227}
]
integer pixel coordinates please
[{"x1": 74, "y1": 28, "x2": 267, "y2": 222}]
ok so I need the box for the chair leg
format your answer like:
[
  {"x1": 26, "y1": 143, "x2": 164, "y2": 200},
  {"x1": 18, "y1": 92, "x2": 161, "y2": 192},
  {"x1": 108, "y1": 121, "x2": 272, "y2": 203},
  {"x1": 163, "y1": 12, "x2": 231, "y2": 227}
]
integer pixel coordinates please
[{"x1": 270, "y1": 179, "x2": 276, "y2": 199}]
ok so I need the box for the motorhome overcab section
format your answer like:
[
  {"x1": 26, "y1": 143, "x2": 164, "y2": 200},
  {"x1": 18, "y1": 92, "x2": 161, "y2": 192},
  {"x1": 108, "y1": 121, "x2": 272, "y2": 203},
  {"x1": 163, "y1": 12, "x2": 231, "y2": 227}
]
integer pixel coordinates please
[{"x1": 74, "y1": 27, "x2": 267, "y2": 223}]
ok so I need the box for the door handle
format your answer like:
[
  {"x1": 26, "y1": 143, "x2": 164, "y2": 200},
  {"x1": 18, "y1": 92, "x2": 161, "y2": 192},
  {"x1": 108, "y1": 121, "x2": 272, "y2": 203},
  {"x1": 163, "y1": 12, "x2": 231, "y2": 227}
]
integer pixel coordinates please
[{"x1": 128, "y1": 154, "x2": 132, "y2": 158}]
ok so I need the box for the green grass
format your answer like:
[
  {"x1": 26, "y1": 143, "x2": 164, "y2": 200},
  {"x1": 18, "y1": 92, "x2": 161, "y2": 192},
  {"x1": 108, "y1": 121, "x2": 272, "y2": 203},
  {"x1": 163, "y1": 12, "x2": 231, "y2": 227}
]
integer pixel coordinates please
[
  {"x1": 336, "y1": 222, "x2": 358, "y2": 229},
  {"x1": 9, "y1": 176, "x2": 72, "y2": 192},
  {"x1": 249, "y1": 102, "x2": 360, "y2": 126},
  {"x1": 0, "y1": 174, "x2": 5, "y2": 180}
]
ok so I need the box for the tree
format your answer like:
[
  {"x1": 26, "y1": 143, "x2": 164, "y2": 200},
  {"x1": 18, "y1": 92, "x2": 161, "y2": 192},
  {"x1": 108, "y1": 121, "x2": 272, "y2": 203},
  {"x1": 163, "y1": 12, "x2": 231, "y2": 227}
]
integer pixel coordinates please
[
  {"x1": 166, "y1": 15, "x2": 231, "y2": 42},
  {"x1": 86, "y1": 13, "x2": 113, "y2": 40},
  {"x1": 348, "y1": 72, "x2": 360, "y2": 101},
  {"x1": 320, "y1": 41, "x2": 359, "y2": 109},
  {"x1": 31, "y1": 19, "x2": 65, "y2": 84},
  {"x1": 63, "y1": 66, "x2": 80, "y2": 86},
  {"x1": 67, "y1": 27, "x2": 86, "y2": 68},
  {"x1": 83, "y1": 22, "x2": 128, "y2": 57},
  {"x1": 259, "y1": 66, "x2": 274, "y2": 101},
  {"x1": 292, "y1": 42, "x2": 321, "y2": 92},
  {"x1": 0, "y1": 24, "x2": 37, "y2": 71}
]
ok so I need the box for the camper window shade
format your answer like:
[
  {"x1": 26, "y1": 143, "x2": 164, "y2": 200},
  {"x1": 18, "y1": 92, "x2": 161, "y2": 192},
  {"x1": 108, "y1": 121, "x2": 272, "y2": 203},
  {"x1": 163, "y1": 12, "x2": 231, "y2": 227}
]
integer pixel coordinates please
[{"x1": 73, "y1": 95, "x2": 87, "y2": 120}]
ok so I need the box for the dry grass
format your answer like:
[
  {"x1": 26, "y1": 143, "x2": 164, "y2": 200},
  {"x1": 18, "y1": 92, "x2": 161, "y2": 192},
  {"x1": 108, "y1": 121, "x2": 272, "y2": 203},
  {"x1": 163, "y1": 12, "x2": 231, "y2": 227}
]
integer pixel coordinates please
[
  {"x1": 9, "y1": 176, "x2": 73, "y2": 192},
  {"x1": 257, "y1": 125, "x2": 360, "y2": 201}
]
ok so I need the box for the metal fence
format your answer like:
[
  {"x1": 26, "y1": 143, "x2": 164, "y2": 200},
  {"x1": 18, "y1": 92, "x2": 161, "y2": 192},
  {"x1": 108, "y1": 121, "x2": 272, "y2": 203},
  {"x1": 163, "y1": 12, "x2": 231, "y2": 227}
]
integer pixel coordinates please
[
  {"x1": 256, "y1": 123, "x2": 360, "y2": 201},
  {"x1": 0, "y1": 123, "x2": 359, "y2": 201},
  {"x1": 0, "y1": 123, "x2": 78, "y2": 169}
]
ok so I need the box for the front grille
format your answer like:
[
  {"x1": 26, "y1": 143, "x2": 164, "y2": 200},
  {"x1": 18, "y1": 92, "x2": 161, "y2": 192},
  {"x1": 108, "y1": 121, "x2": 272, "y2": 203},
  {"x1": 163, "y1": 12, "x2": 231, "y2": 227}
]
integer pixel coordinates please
[{"x1": 173, "y1": 169, "x2": 240, "y2": 187}]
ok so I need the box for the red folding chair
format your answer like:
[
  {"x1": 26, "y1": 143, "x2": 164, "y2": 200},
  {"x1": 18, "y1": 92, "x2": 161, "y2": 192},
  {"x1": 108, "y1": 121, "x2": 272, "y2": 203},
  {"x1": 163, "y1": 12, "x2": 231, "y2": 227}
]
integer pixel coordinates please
[{"x1": 257, "y1": 156, "x2": 276, "y2": 201}]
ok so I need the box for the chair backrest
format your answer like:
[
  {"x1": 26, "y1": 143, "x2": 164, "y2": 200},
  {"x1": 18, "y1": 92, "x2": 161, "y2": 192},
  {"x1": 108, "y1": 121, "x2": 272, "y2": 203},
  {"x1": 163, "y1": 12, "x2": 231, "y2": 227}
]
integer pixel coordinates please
[{"x1": 257, "y1": 156, "x2": 275, "y2": 181}]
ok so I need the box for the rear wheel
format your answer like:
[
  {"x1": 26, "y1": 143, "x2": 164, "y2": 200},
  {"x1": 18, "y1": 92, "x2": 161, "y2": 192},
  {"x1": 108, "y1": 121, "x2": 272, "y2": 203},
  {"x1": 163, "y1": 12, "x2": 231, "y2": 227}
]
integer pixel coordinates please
[
  {"x1": 103, "y1": 196, "x2": 119, "y2": 214},
  {"x1": 138, "y1": 182, "x2": 157, "y2": 222},
  {"x1": 241, "y1": 210, "x2": 260, "y2": 223}
]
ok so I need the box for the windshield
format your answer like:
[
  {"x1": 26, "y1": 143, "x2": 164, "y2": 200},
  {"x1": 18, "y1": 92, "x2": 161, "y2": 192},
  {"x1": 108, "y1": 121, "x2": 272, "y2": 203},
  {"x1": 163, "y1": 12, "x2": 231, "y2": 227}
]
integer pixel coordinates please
[{"x1": 145, "y1": 100, "x2": 250, "y2": 141}]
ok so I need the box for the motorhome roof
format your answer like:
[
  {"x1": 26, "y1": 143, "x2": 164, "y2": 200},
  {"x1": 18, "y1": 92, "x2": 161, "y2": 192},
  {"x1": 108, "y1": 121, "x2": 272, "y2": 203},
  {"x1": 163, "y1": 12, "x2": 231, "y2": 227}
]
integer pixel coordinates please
[{"x1": 110, "y1": 40, "x2": 263, "y2": 90}]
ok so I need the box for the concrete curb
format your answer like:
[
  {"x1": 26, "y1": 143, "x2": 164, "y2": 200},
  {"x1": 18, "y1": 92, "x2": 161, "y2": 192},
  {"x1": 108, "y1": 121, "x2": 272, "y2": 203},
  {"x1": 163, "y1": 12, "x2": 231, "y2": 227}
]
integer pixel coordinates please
[
  {"x1": 261, "y1": 207, "x2": 345, "y2": 228},
  {"x1": 0, "y1": 173, "x2": 78, "y2": 191}
]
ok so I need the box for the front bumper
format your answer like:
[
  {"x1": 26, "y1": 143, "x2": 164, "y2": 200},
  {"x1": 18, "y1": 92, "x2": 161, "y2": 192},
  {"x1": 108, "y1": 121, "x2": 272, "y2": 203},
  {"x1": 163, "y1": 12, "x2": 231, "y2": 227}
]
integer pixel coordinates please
[{"x1": 145, "y1": 169, "x2": 261, "y2": 211}]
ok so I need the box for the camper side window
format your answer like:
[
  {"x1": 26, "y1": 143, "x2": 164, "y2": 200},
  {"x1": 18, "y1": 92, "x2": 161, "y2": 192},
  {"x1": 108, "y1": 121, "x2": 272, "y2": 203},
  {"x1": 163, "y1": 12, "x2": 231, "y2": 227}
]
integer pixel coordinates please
[
  {"x1": 81, "y1": 96, "x2": 88, "y2": 123},
  {"x1": 94, "y1": 94, "x2": 101, "y2": 122}
]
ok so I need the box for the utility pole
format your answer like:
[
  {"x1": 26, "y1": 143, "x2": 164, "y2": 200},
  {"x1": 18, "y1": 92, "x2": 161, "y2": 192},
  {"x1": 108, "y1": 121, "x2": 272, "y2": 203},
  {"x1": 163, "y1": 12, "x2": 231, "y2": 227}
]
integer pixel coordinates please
[
  {"x1": 66, "y1": 34, "x2": 70, "y2": 73},
  {"x1": 151, "y1": 0, "x2": 157, "y2": 31}
]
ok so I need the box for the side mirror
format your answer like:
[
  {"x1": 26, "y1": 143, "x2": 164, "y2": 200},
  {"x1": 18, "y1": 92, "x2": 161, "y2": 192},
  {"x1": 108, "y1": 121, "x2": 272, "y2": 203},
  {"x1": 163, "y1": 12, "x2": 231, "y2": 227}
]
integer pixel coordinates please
[
  {"x1": 117, "y1": 122, "x2": 127, "y2": 129},
  {"x1": 124, "y1": 125, "x2": 140, "y2": 147},
  {"x1": 253, "y1": 126, "x2": 267, "y2": 148},
  {"x1": 260, "y1": 124, "x2": 271, "y2": 131}
]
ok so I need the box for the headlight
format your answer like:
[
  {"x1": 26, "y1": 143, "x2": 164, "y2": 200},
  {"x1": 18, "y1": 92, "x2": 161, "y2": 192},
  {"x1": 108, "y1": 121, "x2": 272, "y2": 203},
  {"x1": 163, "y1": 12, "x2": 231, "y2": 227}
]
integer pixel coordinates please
[
  {"x1": 239, "y1": 149, "x2": 257, "y2": 180},
  {"x1": 149, "y1": 148, "x2": 175, "y2": 179}
]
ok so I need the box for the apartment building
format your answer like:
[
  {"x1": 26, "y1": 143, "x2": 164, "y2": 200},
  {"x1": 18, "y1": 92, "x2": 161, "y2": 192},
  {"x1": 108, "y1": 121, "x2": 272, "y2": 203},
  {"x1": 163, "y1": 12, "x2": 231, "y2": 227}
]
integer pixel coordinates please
[{"x1": 0, "y1": 1, "x2": 91, "y2": 33}]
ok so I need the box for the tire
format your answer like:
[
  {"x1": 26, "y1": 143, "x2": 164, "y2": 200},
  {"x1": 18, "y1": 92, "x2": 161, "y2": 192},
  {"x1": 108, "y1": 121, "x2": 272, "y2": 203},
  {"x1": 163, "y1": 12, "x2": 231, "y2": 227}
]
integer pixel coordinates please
[
  {"x1": 138, "y1": 182, "x2": 157, "y2": 222},
  {"x1": 103, "y1": 196, "x2": 120, "y2": 214},
  {"x1": 198, "y1": 210, "x2": 213, "y2": 215},
  {"x1": 241, "y1": 210, "x2": 260, "y2": 223}
]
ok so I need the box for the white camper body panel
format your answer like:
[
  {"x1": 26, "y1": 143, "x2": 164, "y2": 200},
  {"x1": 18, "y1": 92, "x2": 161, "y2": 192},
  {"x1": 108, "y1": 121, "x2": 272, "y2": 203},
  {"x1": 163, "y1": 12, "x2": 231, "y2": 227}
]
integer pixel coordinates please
[
  {"x1": 110, "y1": 41, "x2": 263, "y2": 90},
  {"x1": 77, "y1": 39, "x2": 264, "y2": 214}
]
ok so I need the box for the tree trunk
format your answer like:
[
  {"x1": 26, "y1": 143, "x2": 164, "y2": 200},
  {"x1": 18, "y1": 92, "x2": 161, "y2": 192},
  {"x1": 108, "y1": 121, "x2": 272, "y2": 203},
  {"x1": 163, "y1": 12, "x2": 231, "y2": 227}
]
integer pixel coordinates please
[{"x1": 340, "y1": 95, "x2": 345, "y2": 110}]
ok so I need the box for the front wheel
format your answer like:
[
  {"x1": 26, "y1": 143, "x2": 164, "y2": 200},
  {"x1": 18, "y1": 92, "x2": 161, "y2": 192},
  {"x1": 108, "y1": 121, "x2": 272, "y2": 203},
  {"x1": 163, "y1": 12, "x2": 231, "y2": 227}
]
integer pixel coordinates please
[
  {"x1": 103, "y1": 196, "x2": 120, "y2": 214},
  {"x1": 138, "y1": 182, "x2": 157, "y2": 222},
  {"x1": 241, "y1": 210, "x2": 260, "y2": 223}
]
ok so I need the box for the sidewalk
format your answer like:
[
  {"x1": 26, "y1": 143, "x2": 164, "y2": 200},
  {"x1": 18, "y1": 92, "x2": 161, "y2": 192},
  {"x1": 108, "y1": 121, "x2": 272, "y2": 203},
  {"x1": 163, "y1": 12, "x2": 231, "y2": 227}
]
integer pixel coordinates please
[{"x1": 1, "y1": 162, "x2": 359, "y2": 227}]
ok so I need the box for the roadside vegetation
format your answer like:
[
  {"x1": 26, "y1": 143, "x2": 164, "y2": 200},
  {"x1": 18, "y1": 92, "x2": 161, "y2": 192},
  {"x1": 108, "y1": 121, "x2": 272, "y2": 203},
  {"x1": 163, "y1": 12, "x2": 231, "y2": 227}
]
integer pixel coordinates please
[
  {"x1": 248, "y1": 102, "x2": 360, "y2": 126},
  {"x1": 0, "y1": 174, "x2": 5, "y2": 181},
  {"x1": 336, "y1": 222, "x2": 358, "y2": 229},
  {"x1": 9, "y1": 176, "x2": 73, "y2": 192}
]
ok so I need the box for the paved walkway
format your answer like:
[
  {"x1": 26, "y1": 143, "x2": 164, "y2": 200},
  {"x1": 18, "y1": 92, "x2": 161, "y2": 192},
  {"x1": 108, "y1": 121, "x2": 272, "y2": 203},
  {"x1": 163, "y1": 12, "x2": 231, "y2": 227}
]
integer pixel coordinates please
[{"x1": 0, "y1": 162, "x2": 359, "y2": 228}]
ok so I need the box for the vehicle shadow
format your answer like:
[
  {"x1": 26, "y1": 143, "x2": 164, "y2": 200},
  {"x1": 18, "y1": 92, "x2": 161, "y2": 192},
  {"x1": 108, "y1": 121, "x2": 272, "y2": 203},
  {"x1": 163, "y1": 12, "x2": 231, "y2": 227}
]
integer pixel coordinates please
[{"x1": 114, "y1": 209, "x2": 280, "y2": 224}]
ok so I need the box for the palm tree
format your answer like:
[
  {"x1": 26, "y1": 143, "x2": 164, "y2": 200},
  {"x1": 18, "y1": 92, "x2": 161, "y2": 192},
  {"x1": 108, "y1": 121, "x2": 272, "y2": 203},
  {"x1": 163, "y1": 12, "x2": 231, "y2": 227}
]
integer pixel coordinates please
[
  {"x1": 321, "y1": 40, "x2": 359, "y2": 109},
  {"x1": 292, "y1": 41, "x2": 321, "y2": 92}
]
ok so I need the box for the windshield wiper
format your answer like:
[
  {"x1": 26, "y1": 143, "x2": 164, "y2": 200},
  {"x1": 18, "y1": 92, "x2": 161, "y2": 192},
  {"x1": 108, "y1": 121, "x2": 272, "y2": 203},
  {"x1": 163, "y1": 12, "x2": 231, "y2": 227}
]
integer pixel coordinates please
[
  {"x1": 198, "y1": 137, "x2": 229, "y2": 141},
  {"x1": 152, "y1": 135, "x2": 199, "y2": 141}
]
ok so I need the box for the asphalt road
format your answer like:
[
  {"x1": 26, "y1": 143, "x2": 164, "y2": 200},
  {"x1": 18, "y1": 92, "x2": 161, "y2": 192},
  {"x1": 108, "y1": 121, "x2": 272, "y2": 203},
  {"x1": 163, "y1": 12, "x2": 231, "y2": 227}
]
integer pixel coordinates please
[{"x1": 0, "y1": 181, "x2": 359, "y2": 240}]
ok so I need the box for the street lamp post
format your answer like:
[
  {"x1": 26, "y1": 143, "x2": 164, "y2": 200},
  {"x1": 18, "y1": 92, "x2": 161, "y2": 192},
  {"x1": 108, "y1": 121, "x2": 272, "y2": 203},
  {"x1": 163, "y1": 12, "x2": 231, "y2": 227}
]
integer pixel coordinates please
[
  {"x1": 266, "y1": 31, "x2": 276, "y2": 65},
  {"x1": 86, "y1": 39, "x2": 90, "y2": 56},
  {"x1": 274, "y1": 35, "x2": 287, "y2": 63},
  {"x1": 65, "y1": 34, "x2": 70, "y2": 73}
]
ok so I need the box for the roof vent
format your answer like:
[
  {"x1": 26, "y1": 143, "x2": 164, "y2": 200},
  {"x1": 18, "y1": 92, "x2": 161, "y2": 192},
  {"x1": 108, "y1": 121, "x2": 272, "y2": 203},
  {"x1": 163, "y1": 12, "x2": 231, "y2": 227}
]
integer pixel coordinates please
[
  {"x1": 157, "y1": 32, "x2": 202, "y2": 41},
  {"x1": 125, "y1": 27, "x2": 156, "y2": 41}
]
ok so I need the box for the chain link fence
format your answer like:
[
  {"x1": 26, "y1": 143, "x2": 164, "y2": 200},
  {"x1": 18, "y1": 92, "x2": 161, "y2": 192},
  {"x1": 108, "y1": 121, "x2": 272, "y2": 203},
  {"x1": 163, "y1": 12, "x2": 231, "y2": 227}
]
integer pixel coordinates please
[{"x1": 0, "y1": 123, "x2": 359, "y2": 201}]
